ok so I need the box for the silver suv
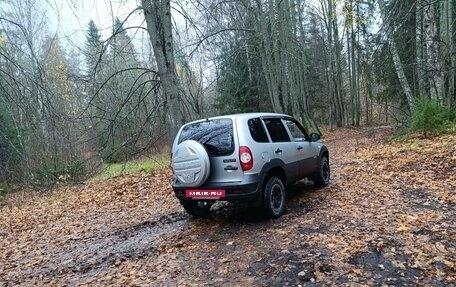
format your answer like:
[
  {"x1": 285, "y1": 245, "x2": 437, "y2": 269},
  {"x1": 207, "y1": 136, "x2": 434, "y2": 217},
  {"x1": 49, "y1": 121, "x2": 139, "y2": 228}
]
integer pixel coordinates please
[{"x1": 171, "y1": 113, "x2": 330, "y2": 218}]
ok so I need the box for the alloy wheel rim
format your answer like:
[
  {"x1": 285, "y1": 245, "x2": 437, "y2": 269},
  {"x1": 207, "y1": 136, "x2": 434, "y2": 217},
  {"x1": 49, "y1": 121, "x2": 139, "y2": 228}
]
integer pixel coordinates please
[
  {"x1": 322, "y1": 162, "x2": 330, "y2": 182},
  {"x1": 270, "y1": 183, "x2": 283, "y2": 211}
]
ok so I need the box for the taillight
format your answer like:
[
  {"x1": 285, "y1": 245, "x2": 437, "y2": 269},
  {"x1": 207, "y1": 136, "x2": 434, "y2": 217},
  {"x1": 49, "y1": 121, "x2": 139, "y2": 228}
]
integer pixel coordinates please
[{"x1": 239, "y1": 146, "x2": 253, "y2": 171}]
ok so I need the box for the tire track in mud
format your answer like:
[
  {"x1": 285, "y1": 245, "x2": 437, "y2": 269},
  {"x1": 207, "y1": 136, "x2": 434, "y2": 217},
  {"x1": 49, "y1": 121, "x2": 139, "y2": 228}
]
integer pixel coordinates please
[{"x1": 3, "y1": 212, "x2": 189, "y2": 284}]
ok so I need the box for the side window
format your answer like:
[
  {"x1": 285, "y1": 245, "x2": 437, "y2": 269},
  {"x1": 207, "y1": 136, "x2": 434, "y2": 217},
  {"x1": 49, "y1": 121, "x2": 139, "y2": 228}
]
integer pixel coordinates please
[
  {"x1": 284, "y1": 119, "x2": 306, "y2": 142},
  {"x1": 248, "y1": 118, "x2": 269, "y2": 143},
  {"x1": 263, "y1": 118, "x2": 291, "y2": 142}
]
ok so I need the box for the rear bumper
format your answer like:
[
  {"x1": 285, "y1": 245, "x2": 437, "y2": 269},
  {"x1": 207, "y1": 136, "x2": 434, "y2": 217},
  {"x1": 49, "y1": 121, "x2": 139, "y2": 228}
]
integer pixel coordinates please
[{"x1": 172, "y1": 173, "x2": 262, "y2": 203}]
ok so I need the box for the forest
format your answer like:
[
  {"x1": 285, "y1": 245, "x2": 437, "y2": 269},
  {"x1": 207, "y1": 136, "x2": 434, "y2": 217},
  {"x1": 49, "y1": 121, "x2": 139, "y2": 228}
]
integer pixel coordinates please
[
  {"x1": 1, "y1": 0, "x2": 455, "y2": 186},
  {"x1": 1, "y1": 1, "x2": 455, "y2": 285}
]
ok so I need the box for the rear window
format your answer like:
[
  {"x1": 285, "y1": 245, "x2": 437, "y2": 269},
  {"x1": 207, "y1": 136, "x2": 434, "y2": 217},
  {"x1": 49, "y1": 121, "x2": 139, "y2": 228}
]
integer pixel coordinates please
[{"x1": 178, "y1": 118, "x2": 234, "y2": 156}]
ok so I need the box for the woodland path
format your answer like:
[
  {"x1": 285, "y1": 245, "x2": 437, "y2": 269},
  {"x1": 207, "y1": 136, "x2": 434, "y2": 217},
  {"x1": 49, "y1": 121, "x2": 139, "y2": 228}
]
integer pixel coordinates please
[{"x1": 0, "y1": 128, "x2": 454, "y2": 286}]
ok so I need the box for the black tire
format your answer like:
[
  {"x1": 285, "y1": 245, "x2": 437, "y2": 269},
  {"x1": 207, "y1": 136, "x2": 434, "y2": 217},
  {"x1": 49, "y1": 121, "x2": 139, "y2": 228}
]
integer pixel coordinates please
[
  {"x1": 313, "y1": 156, "x2": 330, "y2": 187},
  {"x1": 182, "y1": 201, "x2": 211, "y2": 218},
  {"x1": 262, "y1": 176, "x2": 286, "y2": 219}
]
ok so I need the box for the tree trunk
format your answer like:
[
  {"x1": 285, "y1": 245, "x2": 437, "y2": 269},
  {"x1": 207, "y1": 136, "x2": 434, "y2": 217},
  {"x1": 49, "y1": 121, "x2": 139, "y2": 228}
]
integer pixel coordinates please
[
  {"x1": 346, "y1": 0, "x2": 359, "y2": 127},
  {"x1": 378, "y1": 0, "x2": 414, "y2": 112},
  {"x1": 323, "y1": 0, "x2": 344, "y2": 127},
  {"x1": 141, "y1": 0, "x2": 182, "y2": 141},
  {"x1": 355, "y1": 2, "x2": 361, "y2": 127},
  {"x1": 416, "y1": 0, "x2": 427, "y2": 96},
  {"x1": 277, "y1": 0, "x2": 290, "y2": 113},
  {"x1": 347, "y1": 4, "x2": 354, "y2": 126},
  {"x1": 254, "y1": 0, "x2": 282, "y2": 113},
  {"x1": 449, "y1": 0, "x2": 455, "y2": 106},
  {"x1": 332, "y1": 0, "x2": 345, "y2": 126},
  {"x1": 295, "y1": 0, "x2": 320, "y2": 133},
  {"x1": 440, "y1": 0, "x2": 455, "y2": 105},
  {"x1": 424, "y1": 0, "x2": 444, "y2": 103}
]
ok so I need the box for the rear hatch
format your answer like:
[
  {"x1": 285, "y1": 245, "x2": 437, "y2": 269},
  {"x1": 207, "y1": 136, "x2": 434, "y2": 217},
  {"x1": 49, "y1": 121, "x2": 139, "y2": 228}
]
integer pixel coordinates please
[{"x1": 177, "y1": 118, "x2": 244, "y2": 184}]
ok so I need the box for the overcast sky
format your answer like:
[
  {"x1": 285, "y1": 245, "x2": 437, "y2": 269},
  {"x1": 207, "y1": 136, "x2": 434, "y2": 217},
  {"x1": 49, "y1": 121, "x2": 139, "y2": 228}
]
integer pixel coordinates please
[{"x1": 46, "y1": 0, "x2": 144, "y2": 47}]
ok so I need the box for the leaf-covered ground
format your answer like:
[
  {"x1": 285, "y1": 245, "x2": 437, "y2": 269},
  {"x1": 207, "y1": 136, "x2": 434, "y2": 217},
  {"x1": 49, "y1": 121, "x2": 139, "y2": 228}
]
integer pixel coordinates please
[{"x1": 0, "y1": 128, "x2": 455, "y2": 286}]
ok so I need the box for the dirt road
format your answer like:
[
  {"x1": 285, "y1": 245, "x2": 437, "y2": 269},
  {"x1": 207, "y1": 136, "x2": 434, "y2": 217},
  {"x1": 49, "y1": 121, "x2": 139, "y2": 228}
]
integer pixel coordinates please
[{"x1": 1, "y1": 128, "x2": 454, "y2": 286}]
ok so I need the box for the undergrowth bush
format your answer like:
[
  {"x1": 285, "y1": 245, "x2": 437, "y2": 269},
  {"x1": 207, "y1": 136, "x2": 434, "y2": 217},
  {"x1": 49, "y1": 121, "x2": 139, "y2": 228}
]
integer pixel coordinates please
[
  {"x1": 34, "y1": 156, "x2": 87, "y2": 186},
  {"x1": 410, "y1": 97, "x2": 455, "y2": 138}
]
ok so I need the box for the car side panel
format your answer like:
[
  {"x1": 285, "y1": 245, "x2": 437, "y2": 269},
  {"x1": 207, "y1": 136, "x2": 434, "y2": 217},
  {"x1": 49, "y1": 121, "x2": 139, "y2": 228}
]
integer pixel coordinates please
[
  {"x1": 297, "y1": 141, "x2": 321, "y2": 176},
  {"x1": 265, "y1": 142, "x2": 301, "y2": 183}
]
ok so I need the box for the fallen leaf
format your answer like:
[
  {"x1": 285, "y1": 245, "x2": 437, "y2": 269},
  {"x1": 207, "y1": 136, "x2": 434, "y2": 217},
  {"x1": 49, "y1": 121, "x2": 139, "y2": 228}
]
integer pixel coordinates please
[
  {"x1": 397, "y1": 225, "x2": 410, "y2": 233},
  {"x1": 219, "y1": 258, "x2": 231, "y2": 264}
]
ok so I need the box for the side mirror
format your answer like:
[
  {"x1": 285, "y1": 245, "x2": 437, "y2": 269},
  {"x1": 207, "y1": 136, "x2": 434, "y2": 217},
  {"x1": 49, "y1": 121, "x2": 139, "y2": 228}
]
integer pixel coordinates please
[{"x1": 310, "y1": 133, "x2": 321, "y2": 142}]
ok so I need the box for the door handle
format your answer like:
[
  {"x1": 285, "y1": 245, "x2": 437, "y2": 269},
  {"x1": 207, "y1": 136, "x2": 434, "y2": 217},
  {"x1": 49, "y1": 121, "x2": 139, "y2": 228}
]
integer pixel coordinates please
[
  {"x1": 275, "y1": 148, "x2": 283, "y2": 154},
  {"x1": 224, "y1": 165, "x2": 239, "y2": 171},
  {"x1": 297, "y1": 146, "x2": 303, "y2": 151}
]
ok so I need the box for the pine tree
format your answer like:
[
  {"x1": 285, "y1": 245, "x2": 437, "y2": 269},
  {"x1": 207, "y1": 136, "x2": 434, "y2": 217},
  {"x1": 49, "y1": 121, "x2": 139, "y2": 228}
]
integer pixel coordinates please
[
  {"x1": 111, "y1": 18, "x2": 139, "y2": 69},
  {"x1": 84, "y1": 20, "x2": 103, "y2": 75}
]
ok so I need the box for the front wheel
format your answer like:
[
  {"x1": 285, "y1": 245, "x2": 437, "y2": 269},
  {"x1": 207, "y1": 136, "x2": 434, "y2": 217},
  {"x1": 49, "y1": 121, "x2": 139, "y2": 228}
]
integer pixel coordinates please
[
  {"x1": 262, "y1": 176, "x2": 286, "y2": 219},
  {"x1": 313, "y1": 156, "x2": 330, "y2": 187},
  {"x1": 181, "y1": 201, "x2": 212, "y2": 218}
]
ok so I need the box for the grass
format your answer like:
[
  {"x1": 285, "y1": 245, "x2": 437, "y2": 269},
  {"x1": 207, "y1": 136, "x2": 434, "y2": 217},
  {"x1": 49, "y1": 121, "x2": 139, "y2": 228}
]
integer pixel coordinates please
[{"x1": 93, "y1": 155, "x2": 170, "y2": 181}]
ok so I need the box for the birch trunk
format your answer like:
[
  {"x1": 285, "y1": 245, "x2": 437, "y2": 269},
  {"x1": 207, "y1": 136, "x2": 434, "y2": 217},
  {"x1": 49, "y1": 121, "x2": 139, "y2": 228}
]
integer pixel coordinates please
[
  {"x1": 424, "y1": 0, "x2": 444, "y2": 103},
  {"x1": 378, "y1": 0, "x2": 414, "y2": 112},
  {"x1": 416, "y1": 0, "x2": 426, "y2": 96}
]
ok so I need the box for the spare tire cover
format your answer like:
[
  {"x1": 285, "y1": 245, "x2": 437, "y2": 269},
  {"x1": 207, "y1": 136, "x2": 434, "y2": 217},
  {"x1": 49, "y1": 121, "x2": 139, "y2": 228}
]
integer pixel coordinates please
[{"x1": 172, "y1": 140, "x2": 210, "y2": 187}]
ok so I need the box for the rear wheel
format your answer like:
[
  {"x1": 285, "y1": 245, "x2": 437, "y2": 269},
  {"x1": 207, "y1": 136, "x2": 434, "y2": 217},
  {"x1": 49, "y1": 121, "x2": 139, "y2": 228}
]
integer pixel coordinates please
[
  {"x1": 313, "y1": 156, "x2": 330, "y2": 187},
  {"x1": 181, "y1": 201, "x2": 212, "y2": 218},
  {"x1": 262, "y1": 176, "x2": 286, "y2": 219}
]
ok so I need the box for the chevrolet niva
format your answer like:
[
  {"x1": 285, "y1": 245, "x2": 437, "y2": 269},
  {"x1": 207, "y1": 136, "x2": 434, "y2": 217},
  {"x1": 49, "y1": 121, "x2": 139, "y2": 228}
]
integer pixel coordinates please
[{"x1": 171, "y1": 113, "x2": 330, "y2": 219}]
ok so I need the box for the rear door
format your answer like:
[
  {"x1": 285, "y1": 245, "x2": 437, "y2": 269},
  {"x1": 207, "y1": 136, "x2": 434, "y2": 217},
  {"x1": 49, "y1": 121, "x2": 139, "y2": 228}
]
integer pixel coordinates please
[
  {"x1": 262, "y1": 117, "x2": 301, "y2": 183},
  {"x1": 178, "y1": 118, "x2": 244, "y2": 184}
]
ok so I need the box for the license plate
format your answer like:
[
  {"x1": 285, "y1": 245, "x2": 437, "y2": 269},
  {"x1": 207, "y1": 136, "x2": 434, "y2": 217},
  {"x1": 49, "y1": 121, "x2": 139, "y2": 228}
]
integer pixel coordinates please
[{"x1": 186, "y1": 189, "x2": 226, "y2": 199}]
